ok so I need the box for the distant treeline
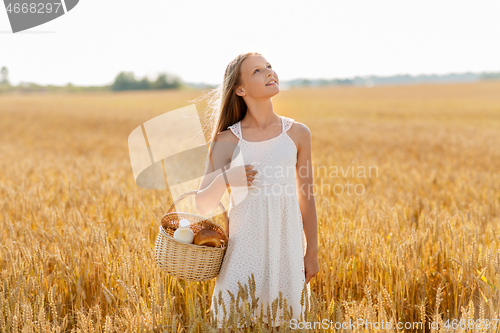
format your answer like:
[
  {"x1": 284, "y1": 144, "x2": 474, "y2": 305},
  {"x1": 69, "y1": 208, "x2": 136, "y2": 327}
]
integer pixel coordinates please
[
  {"x1": 0, "y1": 69, "x2": 194, "y2": 93},
  {"x1": 285, "y1": 71, "x2": 500, "y2": 88},
  {"x1": 111, "y1": 71, "x2": 182, "y2": 91},
  {"x1": 1, "y1": 66, "x2": 500, "y2": 93}
]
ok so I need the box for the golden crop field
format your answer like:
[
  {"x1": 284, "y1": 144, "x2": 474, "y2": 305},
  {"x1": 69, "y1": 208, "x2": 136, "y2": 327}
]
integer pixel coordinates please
[{"x1": 1, "y1": 81, "x2": 500, "y2": 332}]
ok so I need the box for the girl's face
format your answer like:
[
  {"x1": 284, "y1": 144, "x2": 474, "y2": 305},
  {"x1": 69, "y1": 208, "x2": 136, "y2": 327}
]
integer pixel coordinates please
[{"x1": 236, "y1": 55, "x2": 279, "y2": 100}]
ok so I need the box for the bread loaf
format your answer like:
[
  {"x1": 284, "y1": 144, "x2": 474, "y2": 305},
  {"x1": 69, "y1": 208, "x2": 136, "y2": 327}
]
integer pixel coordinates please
[{"x1": 194, "y1": 228, "x2": 221, "y2": 247}]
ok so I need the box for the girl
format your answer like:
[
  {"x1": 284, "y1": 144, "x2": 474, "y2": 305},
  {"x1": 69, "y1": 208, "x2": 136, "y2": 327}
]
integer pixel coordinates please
[{"x1": 194, "y1": 52, "x2": 319, "y2": 331}]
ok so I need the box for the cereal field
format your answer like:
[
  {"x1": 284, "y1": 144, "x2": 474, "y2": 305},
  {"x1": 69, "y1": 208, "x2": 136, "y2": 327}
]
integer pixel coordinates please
[{"x1": 1, "y1": 81, "x2": 500, "y2": 332}]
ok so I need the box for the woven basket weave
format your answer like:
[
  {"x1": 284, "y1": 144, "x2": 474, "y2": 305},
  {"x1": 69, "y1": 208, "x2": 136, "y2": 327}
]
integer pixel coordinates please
[{"x1": 154, "y1": 190, "x2": 229, "y2": 281}]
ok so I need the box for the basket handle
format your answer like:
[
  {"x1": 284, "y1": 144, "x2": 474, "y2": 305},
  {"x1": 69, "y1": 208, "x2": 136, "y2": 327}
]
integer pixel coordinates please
[{"x1": 167, "y1": 190, "x2": 229, "y2": 238}]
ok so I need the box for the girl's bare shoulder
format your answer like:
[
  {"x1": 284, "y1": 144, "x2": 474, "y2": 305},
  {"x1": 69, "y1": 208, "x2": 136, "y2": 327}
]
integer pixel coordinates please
[
  {"x1": 211, "y1": 128, "x2": 240, "y2": 166},
  {"x1": 286, "y1": 120, "x2": 311, "y2": 152},
  {"x1": 216, "y1": 128, "x2": 240, "y2": 144}
]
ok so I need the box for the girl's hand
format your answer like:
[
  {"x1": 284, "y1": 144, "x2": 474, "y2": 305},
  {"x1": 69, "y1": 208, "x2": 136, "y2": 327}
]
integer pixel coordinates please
[
  {"x1": 304, "y1": 251, "x2": 319, "y2": 284},
  {"x1": 224, "y1": 164, "x2": 259, "y2": 187}
]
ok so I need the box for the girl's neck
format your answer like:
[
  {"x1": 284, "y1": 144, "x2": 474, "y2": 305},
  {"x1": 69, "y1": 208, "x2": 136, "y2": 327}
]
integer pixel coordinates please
[{"x1": 242, "y1": 99, "x2": 276, "y2": 129}]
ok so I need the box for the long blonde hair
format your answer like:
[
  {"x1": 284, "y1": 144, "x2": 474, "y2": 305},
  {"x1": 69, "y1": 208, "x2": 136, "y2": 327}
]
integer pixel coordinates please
[{"x1": 190, "y1": 51, "x2": 261, "y2": 173}]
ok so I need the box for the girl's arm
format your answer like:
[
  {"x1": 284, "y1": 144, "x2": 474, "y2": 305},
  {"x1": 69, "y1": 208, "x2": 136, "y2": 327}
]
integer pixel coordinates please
[
  {"x1": 295, "y1": 122, "x2": 319, "y2": 283},
  {"x1": 196, "y1": 172, "x2": 228, "y2": 216},
  {"x1": 195, "y1": 133, "x2": 232, "y2": 215},
  {"x1": 195, "y1": 131, "x2": 257, "y2": 215}
]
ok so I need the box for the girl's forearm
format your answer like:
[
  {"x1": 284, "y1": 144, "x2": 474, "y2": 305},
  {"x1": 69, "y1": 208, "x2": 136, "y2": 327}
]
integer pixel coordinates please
[
  {"x1": 195, "y1": 173, "x2": 227, "y2": 215},
  {"x1": 302, "y1": 198, "x2": 319, "y2": 254}
]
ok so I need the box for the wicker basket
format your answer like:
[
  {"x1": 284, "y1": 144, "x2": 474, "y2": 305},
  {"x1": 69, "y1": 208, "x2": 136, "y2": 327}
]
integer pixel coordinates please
[{"x1": 154, "y1": 190, "x2": 229, "y2": 281}]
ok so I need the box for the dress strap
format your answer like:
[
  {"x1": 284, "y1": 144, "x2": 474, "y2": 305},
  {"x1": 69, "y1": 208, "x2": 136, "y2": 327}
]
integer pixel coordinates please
[
  {"x1": 282, "y1": 116, "x2": 295, "y2": 133},
  {"x1": 227, "y1": 121, "x2": 242, "y2": 140}
]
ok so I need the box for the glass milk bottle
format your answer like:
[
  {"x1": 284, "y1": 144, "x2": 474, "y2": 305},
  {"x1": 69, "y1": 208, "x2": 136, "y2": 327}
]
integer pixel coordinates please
[{"x1": 173, "y1": 219, "x2": 194, "y2": 244}]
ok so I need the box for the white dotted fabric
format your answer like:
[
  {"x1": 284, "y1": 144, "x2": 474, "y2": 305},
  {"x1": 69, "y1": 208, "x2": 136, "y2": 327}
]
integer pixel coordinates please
[{"x1": 210, "y1": 116, "x2": 310, "y2": 328}]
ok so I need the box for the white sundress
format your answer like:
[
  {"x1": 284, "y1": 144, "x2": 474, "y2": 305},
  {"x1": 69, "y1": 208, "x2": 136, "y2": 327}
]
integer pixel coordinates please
[{"x1": 210, "y1": 115, "x2": 311, "y2": 329}]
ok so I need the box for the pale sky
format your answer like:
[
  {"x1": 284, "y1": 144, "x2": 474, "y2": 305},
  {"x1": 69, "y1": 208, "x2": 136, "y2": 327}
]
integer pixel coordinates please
[{"x1": 1, "y1": 0, "x2": 499, "y2": 86}]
